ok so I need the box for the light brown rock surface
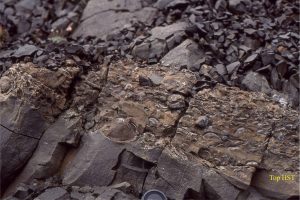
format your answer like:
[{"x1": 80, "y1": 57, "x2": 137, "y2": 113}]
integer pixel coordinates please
[
  {"x1": 171, "y1": 84, "x2": 299, "y2": 198},
  {"x1": 1, "y1": 61, "x2": 299, "y2": 200},
  {"x1": 0, "y1": 62, "x2": 79, "y2": 120}
]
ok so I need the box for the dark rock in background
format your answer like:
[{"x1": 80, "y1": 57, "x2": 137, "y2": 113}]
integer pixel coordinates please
[
  {"x1": 242, "y1": 71, "x2": 272, "y2": 94},
  {"x1": 161, "y1": 39, "x2": 204, "y2": 69}
]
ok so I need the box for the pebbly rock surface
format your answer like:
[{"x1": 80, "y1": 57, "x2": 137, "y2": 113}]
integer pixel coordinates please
[
  {"x1": 1, "y1": 0, "x2": 299, "y2": 200},
  {"x1": 2, "y1": 60, "x2": 299, "y2": 200},
  {"x1": 171, "y1": 84, "x2": 299, "y2": 198}
]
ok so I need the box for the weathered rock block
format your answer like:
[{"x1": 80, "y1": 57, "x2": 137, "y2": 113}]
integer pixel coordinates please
[
  {"x1": 172, "y1": 84, "x2": 299, "y2": 193},
  {"x1": 62, "y1": 132, "x2": 124, "y2": 186}
]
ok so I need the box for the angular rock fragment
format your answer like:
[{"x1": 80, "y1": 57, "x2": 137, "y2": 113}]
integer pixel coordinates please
[
  {"x1": 148, "y1": 74, "x2": 163, "y2": 86},
  {"x1": 242, "y1": 71, "x2": 271, "y2": 94},
  {"x1": 4, "y1": 111, "x2": 82, "y2": 196},
  {"x1": 72, "y1": 0, "x2": 143, "y2": 40},
  {"x1": 132, "y1": 22, "x2": 189, "y2": 61},
  {"x1": 214, "y1": 64, "x2": 227, "y2": 76},
  {"x1": 143, "y1": 147, "x2": 240, "y2": 199},
  {"x1": 13, "y1": 45, "x2": 38, "y2": 58},
  {"x1": 244, "y1": 54, "x2": 258, "y2": 63},
  {"x1": 34, "y1": 187, "x2": 69, "y2": 200},
  {"x1": 161, "y1": 39, "x2": 204, "y2": 68},
  {"x1": 244, "y1": 28, "x2": 256, "y2": 35},
  {"x1": 226, "y1": 61, "x2": 240, "y2": 75},
  {"x1": 62, "y1": 132, "x2": 124, "y2": 186}
]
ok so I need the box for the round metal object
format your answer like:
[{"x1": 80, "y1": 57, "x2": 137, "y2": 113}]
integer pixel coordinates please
[{"x1": 141, "y1": 189, "x2": 167, "y2": 200}]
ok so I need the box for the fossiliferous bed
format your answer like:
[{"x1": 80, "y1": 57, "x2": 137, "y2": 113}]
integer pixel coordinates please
[
  {"x1": 0, "y1": 0, "x2": 299, "y2": 199},
  {"x1": 0, "y1": 60, "x2": 299, "y2": 200}
]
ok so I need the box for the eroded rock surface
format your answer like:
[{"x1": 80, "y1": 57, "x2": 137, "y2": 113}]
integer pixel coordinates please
[
  {"x1": 4, "y1": 111, "x2": 82, "y2": 196},
  {"x1": 1, "y1": 0, "x2": 299, "y2": 199},
  {"x1": 0, "y1": 62, "x2": 80, "y2": 120},
  {"x1": 0, "y1": 62, "x2": 79, "y2": 194},
  {"x1": 2, "y1": 60, "x2": 299, "y2": 200},
  {"x1": 171, "y1": 84, "x2": 299, "y2": 198}
]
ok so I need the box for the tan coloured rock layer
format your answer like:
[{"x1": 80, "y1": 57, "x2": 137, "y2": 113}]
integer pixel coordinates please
[
  {"x1": 0, "y1": 62, "x2": 79, "y2": 121},
  {"x1": 172, "y1": 84, "x2": 299, "y2": 198},
  {"x1": 1, "y1": 61, "x2": 299, "y2": 200}
]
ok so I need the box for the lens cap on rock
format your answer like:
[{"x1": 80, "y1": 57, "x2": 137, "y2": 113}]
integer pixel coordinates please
[{"x1": 141, "y1": 189, "x2": 167, "y2": 200}]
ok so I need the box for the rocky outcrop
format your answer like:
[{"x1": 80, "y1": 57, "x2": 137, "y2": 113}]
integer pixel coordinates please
[
  {"x1": 171, "y1": 84, "x2": 299, "y2": 199},
  {"x1": 143, "y1": 147, "x2": 240, "y2": 200},
  {"x1": 0, "y1": 96, "x2": 48, "y2": 192},
  {"x1": 4, "y1": 111, "x2": 82, "y2": 196},
  {"x1": 62, "y1": 132, "x2": 124, "y2": 187},
  {"x1": 0, "y1": 62, "x2": 79, "y2": 194},
  {"x1": 1, "y1": 0, "x2": 299, "y2": 199},
  {"x1": 2, "y1": 61, "x2": 299, "y2": 200},
  {"x1": 0, "y1": 62, "x2": 80, "y2": 121}
]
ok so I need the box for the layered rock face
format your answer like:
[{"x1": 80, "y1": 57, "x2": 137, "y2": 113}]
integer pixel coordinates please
[
  {"x1": 0, "y1": 62, "x2": 80, "y2": 192},
  {"x1": 1, "y1": 61, "x2": 298, "y2": 200},
  {"x1": 0, "y1": 0, "x2": 299, "y2": 199}
]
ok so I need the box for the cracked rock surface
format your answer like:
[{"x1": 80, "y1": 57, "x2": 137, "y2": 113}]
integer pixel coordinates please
[
  {"x1": 171, "y1": 84, "x2": 299, "y2": 196},
  {"x1": 1, "y1": 0, "x2": 299, "y2": 200},
  {"x1": 1, "y1": 61, "x2": 299, "y2": 200}
]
